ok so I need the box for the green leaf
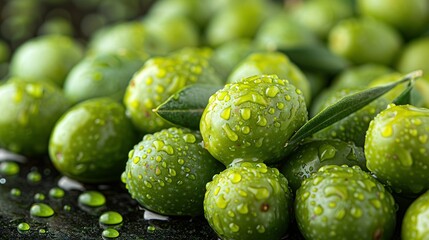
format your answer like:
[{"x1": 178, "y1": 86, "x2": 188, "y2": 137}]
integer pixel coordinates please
[
  {"x1": 392, "y1": 80, "x2": 415, "y2": 105},
  {"x1": 154, "y1": 84, "x2": 222, "y2": 130},
  {"x1": 284, "y1": 70, "x2": 422, "y2": 154},
  {"x1": 279, "y1": 44, "x2": 349, "y2": 74}
]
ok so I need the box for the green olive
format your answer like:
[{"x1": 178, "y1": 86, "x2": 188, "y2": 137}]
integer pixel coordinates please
[
  {"x1": 357, "y1": 0, "x2": 429, "y2": 38},
  {"x1": 0, "y1": 79, "x2": 71, "y2": 155},
  {"x1": 64, "y1": 51, "x2": 148, "y2": 103},
  {"x1": 365, "y1": 104, "x2": 429, "y2": 196},
  {"x1": 328, "y1": 18, "x2": 402, "y2": 65},
  {"x1": 49, "y1": 98, "x2": 137, "y2": 183},
  {"x1": 200, "y1": 75, "x2": 308, "y2": 166},
  {"x1": 10, "y1": 35, "x2": 84, "y2": 87}
]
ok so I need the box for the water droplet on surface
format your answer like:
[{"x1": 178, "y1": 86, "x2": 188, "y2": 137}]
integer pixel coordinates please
[
  {"x1": 0, "y1": 161, "x2": 20, "y2": 176},
  {"x1": 183, "y1": 134, "x2": 196, "y2": 143},
  {"x1": 63, "y1": 205, "x2": 71, "y2": 211},
  {"x1": 34, "y1": 193, "x2": 45, "y2": 201},
  {"x1": 132, "y1": 156, "x2": 140, "y2": 164},
  {"x1": 236, "y1": 93, "x2": 268, "y2": 106},
  {"x1": 220, "y1": 107, "x2": 231, "y2": 120},
  {"x1": 318, "y1": 144, "x2": 336, "y2": 161},
  {"x1": 17, "y1": 222, "x2": 30, "y2": 232},
  {"x1": 27, "y1": 171, "x2": 42, "y2": 183},
  {"x1": 229, "y1": 173, "x2": 242, "y2": 183},
  {"x1": 237, "y1": 203, "x2": 248, "y2": 214},
  {"x1": 229, "y1": 223, "x2": 240, "y2": 232},
  {"x1": 99, "y1": 211, "x2": 123, "y2": 225},
  {"x1": 256, "y1": 224, "x2": 265, "y2": 233},
  {"x1": 248, "y1": 187, "x2": 270, "y2": 200},
  {"x1": 381, "y1": 126, "x2": 393, "y2": 137},
  {"x1": 222, "y1": 123, "x2": 238, "y2": 142},
  {"x1": 102, "y1": 228, "x2": 119, "y2": 239},
  {"x1": 371, "y1": 199, "x2": 382, "y2": 209},
  {"x1": 324, "y1": 186, "x2": 348, "y2": 199},
  {"x1": 78, "y1": 191, "x2": 106, "y2": 207},
  {"x1": 30, "y1": 203, "x2": 55, "y2": 217},
  {"x1": 49, "y1": 187, "x2": 65, "y2": 199},
  {"x1": 256, "y1": 116, "x2": 267, "y2": 127},
  {"x1": 216, "y1": 194, "x2": 228, "y2": 209},
  {"x1": 314, "y1": 205, "x2": 323, "y2": 215},
  {"x1": 265, "y1": 86, "x2": 280, "y2": 98},
  {"x1": 240, "y1": 108, "x2": 251, "y2": 120},
  {"x1": 147, "y1": 225, "x2": 156, "y2": 233},
  {"x1": 10, "y1": 188, "x2": 21, "y2": 197}
]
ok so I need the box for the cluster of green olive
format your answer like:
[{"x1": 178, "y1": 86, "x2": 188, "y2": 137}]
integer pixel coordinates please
[{"x1": 0, "y1": 0, "x2": 429, "y2": 239}]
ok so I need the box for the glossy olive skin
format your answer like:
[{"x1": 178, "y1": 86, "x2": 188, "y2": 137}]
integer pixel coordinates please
[
  {"x1": 0, "y1": 79, "x2": 71, "y2": 155},
  {"x1": 88, "y1": 21, "x2": 159, "y2": 56},
  {"x1": 255, "y1": 12, "x2": 319, "y2": 50},
  {"x1": 402, "y1": 190, "x2": 429, "y2": 240},
  {"x1": 357, "y1": 0, "x2": 429, "y2": 38},
  {"x1": 10, "y1": 35, "x2": 83, "y2": 87},
  {"x1": 124, "y1": 47, "x2": 223, "y2": 134},
  {"x1": 210, "y1": 39, "x2": 256, "y2": 80},
  {"x1": 295, "y1": 165, "x2": 396, "y2": 240},
  {"x1": 49, "y1": 98, "x2": 137, "y2": 183},
  {"x1": 123, "y1": 127, "x2": 224, "y2": 216},
  {"x1": 205, "y1": 0, "x2": 272, "y2": 47},
  {"x1": 64, "y1": 51, "x2": 148, "y2": 103},
  {"x1": 281, "y1": 139, "x2": 366, "y2": 192},
  {"x1": 328, "y1": 18, "x2": 402, "y2": 65},
  {"x1": 227, "y1": 51, "x2": 312, "y2": 105},
  {"x1": 397, "y1": 37, "x2": 429, "y2": 77},
  {"x1": 204, "y1": 162, "x2": 292, "y2": 240},
  {"x1": 290, "y1": 0, "x2": 354, "y2": 39},
  {"x1": 143, "y1": 15, "x2": 200, "y2": 55},
  {"x1": 200, "y1": 75, "x2": 308, "y2": 166},
  {"x1": 365, "y1": 104, "x2": 429, "y2": 196}
]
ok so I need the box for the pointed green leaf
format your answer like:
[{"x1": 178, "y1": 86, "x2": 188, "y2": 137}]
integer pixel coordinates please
[
  {"x1": 284, "y1": 70, "x2": 422, "y2": 154},
  {"x1": 280, "y1": 44, "x2": 349, "y2": 74},
  {"x1": 154, "y1": 84, "x2": 222, "y2": 130},
  {"x1": 392, "y1": 80, "x2": 415, "y2": 105}
]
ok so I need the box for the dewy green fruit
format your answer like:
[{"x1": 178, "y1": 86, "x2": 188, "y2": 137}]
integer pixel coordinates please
[
  {"x1": 402, "y1": 190, "x2": 429, "y2": 240},
  {"x1": 0, "y1": 79, "x2": 71, "y2": 155},
  {"x1": 281, "y1": 139, "x2": 366, "y2": 192},
  {"x1": 204, "y1": 162, "x2": 292, "y2": 240},
  {"x1": 357, "y1": 0, "x2": 429, "y2": 38},
  {"x1": 88, "y1": 21, "x2": 159, "y2": 56},
  {"x1": 227, "y1": 51, "x2": 311, "y2": 105},
  {"x1": 295, "y1": 165, "x2": 396, "y2": 240},
  {"x1": 328, "y1": 17, "x2": 402, "y2": 65},
  {"x1": 10, "y1": 34, "x2": 84, "y2": 87},
  {"x1": 365, "y1": 104, "x2": 429, "y2": 196},
  {"x1": 64, "y1": 51, "x2": 148, "y2": 103},
  {"x1": 200, "y1": 74, "x2": 308, "y2": 166},
  {"x1": 124, "y1": 47, "x2": 223, "y2": 134},
  {"x1": 123, "y1": 127, "x2": 224, "y2": 216},
  {"x1": 49, "y1": 98, "x2": 137, "y2": 183}
]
